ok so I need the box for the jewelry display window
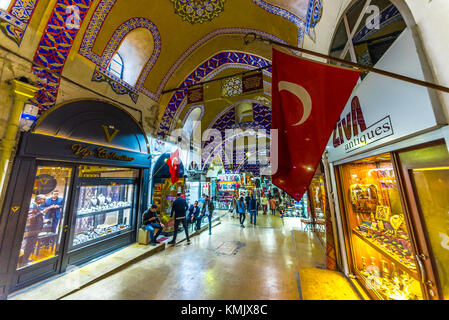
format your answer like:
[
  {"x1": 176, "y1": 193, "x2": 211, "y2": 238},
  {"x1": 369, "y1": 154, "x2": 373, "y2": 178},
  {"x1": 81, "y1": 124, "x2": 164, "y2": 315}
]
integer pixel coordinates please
[
  {"x1": 339, "y1": 153, "x2": 424, "y2": 300},
  {"x1": 70, "y1": 166, "x2": 139, "y2": 249}
]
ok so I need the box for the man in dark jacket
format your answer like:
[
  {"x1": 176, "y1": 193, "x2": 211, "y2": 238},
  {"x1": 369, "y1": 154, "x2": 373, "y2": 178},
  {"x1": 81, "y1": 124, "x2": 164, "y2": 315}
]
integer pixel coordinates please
[
  {"x1": 168, "y1": 193, "x2": 190, "y2": 245},
  {"x1": 198, "y1": 195, "x2": 215, "y2": 235},
  {"x1": 142, "y1": 204, "x2": 164, "y2": 245},
  {"x1": 249, "y1": 195, "x2": 259, "y2": 225},
  {"x1": 187, "y1": 201, "x2": 200, "y2": 231}
]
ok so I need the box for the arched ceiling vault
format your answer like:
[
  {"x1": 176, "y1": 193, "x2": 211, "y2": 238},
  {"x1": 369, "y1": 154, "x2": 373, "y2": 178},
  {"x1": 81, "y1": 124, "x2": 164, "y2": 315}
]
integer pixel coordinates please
[{"x1": 1, "y1": 0, "x2": 322, "y2": 133}]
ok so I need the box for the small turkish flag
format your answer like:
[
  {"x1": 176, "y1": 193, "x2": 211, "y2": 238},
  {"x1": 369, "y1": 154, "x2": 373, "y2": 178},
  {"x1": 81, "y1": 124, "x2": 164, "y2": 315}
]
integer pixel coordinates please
[
  {"x1": 167, "y1": 149, "x2": 180, "y2": 184},
  {"x1": 271, "y1": 48, "x2": 361, "y2": 201}
]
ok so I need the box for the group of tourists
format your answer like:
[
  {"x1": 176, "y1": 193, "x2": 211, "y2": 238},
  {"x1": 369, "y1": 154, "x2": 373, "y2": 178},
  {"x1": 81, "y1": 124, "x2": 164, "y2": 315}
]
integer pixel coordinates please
[
  {"x1": 230, "y1": 194, "x2": 260, "y2": 228},
  {"x1": 140, "y1": 193, "x2": 215, "y2": 246}
]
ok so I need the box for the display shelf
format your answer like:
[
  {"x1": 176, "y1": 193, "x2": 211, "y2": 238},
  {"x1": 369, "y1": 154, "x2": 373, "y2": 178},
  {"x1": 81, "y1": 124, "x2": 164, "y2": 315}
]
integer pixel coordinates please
[
  {"x1": 355, "y1": 270, "x2": 422, "y2": 300},
  {"x1": 77, "y1": 205, "x2": 132, "y2": 218},
  {"x1": 353, "y1": 229, "x2": 418, "y2": 278}
]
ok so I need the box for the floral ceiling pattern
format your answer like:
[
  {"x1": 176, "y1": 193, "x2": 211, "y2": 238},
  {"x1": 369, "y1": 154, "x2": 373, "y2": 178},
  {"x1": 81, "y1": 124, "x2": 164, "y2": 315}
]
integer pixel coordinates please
[{"x1": 171, "y1": 0, "x2": 227, "y2": 24}]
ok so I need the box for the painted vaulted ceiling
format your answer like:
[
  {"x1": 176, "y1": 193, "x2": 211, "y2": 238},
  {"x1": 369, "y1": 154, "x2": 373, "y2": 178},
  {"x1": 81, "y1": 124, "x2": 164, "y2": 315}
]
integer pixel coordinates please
[{"x1": 0, "y1": 0, "x2": 323, "y2": 137}]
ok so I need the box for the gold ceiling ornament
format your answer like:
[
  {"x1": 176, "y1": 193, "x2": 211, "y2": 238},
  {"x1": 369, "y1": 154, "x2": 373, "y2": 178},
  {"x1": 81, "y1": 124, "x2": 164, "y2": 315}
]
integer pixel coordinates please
[{"x1": 171, "y1": 0, "x2": 227, "y2": 24}]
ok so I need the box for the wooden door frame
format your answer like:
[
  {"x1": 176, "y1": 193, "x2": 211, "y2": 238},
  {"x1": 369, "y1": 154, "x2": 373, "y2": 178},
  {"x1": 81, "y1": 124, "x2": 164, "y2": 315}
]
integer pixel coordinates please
[
  {"x1": 393, "y1": 141, "x2": 448, "y2": 300},
  {"x1": 334, "y1": 152, "x2": 432, "y2": 300},
  {"x1": 9, "y1": 160, "x2": 77, "y2": 293}
]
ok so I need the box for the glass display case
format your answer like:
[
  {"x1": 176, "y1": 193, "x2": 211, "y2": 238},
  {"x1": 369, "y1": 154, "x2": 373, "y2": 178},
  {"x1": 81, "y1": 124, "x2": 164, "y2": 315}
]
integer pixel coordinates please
[
  {"x1": 339, "y1": 153, "x2": 424, "y2": 300},
  {"x1": 70, "y1": 166, "x2": 138, "y2": 249}
]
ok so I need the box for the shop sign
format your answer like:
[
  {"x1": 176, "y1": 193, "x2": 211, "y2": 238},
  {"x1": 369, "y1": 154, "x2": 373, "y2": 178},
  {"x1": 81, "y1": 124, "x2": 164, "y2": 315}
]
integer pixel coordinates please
[
  {"x1": 327, "y1": 29, "x2": 438, "y2": 162},
  {"x1": 242, "y1": 71, "x2": 264, "y2": 93},
  {"x1": 187, "y1": 86, "x2": 204, "y2": 104},
  {"x1": 332, "y1": 96, "x2": 394, "y2": 154},
  {"x1": 71, "y1": 144, "x2": 134, "y2": 162}
]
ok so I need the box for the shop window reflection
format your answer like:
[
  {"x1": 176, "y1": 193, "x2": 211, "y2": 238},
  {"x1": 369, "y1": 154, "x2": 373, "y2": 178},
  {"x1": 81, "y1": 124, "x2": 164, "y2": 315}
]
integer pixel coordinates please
[{"x1": 17, "y1": 166, "x2": 72, "y2": 269}]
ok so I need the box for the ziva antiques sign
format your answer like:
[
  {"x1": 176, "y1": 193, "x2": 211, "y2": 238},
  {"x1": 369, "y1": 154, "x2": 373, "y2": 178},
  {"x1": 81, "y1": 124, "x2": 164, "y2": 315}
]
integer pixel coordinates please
[{"x1": 332, "y1": 96, "x2": 394, "y2": 154}]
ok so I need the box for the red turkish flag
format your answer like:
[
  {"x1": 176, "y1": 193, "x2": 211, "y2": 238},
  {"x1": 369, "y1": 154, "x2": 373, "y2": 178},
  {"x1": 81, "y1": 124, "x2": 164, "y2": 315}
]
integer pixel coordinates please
[
  {"x1": 271, "y1": 48, "x2": 361, "y2": 201},
  {"x1": 167, "y1": 149, "x2": 180, "y2": 184}
]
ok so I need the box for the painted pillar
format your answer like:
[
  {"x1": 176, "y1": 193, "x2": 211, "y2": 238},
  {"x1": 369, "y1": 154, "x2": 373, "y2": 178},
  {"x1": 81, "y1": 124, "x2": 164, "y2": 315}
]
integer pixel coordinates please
[{"x1": 0, "y1": 80, "x2": 38, "y2": 195}]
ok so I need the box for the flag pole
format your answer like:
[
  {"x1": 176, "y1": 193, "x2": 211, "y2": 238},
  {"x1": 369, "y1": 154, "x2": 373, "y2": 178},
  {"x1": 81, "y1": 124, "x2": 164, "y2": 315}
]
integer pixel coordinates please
[{"x1": 244, "y1": 33, "x2": 449, "y2": 94}]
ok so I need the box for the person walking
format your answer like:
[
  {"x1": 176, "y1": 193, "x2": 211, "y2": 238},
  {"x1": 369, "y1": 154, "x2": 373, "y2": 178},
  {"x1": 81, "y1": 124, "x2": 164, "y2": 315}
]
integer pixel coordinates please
[
  {"x1": 237, "y1": 196, "x2": 247, "y2": 228},
  {"x1": 142, "y1": 204, "x2": 165, "y2": 245},
  {"x1": 168, "y1": 193, "x2": 190, "y2": 245},
  {"x1": 269, "y1": 197, "x2": 277, "y2": 215},
  {"x1": 199, "y1": 195, "x2": 215, "y2": 235},
  {"x1": 231, "y1": 195, "x2": 238, "y2": 218},
  {"x1": 249, "y1": 195, "x2": 258, "y2": 225},
  {"x1": 276, "y1": 195, "x2": 283, "y2": 216},
  {"x1": 187, "y1": 201, "x2": 200, "y2": 232},
  {"x1": 245, "y1": 193, "x2": 251, "y2": 210},
  {"x1": 261, "y1": 195, "x2": 268, "y2": 215}
]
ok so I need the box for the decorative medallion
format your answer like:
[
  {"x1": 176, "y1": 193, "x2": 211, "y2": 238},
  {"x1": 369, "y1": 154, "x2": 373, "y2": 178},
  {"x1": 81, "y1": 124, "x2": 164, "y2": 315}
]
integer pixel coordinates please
[
  {"x1": 171, "y1": 0, "x2": 226, "y2": 24},
  {"x1": 222, "y1": 76, "x2": 242, "y2": 97}
]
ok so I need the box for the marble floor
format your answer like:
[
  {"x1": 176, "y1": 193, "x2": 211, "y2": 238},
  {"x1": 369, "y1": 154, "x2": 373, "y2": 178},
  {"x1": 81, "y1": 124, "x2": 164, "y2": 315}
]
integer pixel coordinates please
[{"x1": 58, "y1": 213, "x2": 360, "y2": 300}]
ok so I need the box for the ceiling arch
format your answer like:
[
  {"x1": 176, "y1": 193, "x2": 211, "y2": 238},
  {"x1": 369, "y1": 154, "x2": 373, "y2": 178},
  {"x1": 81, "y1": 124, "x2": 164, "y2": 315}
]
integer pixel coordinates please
[{"x1": 157, "y1": 51, "x2": 272, "y2": 138}]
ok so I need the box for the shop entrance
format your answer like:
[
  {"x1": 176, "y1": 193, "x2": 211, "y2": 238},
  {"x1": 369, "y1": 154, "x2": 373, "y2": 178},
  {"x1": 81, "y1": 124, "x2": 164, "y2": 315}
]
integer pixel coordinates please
[
  {"x1": 14, "y1": 163, "x2": 75, "y2": 288},
  {"x1": 11, "y1": 162, "x2": 140, "y2": 293},
  {"x1": 0, "y1": 99, "x2": 151, "y2": 299}
]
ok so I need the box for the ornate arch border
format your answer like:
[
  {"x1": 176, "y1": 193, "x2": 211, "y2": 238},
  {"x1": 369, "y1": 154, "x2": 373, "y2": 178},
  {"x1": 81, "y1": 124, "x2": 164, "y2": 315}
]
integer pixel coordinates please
[
  {"x1": 158, "y1": 51, "x2": 272, "y2": 138},
  {"x1": 0, "y1": 0, "x2": 39, "y2": 46},
  {"x1": 79, "y1": 0, "x2": 162, "y2": 100},
  {"x1": 181, "y1": 105, "x2": 205, "y2": 127},
  {"x1": 78, "y1": 0, "x2": 302, "y2": 102},
  {"x1": 253, "y1": 0, "x2": 323, "y2": 44},
  {"x1": 169, "y1": 63, "x2": 272, "y2": 134}
]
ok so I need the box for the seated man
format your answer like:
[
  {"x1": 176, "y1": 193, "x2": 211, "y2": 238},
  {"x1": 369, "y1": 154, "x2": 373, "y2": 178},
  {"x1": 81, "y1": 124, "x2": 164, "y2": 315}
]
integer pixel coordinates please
[{"x1": 141, "y1": 204, "x2": 165, "y2": 245}]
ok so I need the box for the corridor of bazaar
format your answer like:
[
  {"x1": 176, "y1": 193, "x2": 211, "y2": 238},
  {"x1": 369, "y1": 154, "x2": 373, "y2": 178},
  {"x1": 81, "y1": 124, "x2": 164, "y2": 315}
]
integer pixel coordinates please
[{"x1": 0, "y1": 0, "x2": 448, "y2": 304}]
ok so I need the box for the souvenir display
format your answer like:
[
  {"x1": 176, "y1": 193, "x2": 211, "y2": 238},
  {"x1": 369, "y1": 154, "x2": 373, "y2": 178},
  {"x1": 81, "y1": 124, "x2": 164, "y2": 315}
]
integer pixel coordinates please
[
  {"x1": 339, "y1": 153, "x2": 424, "y2": 300},
  {"x1": 216, "y1": 174, "x2": 241, "y2": 209},
  {"x1": 152, "y1": 178, "x2": 185, "y2": 232}
]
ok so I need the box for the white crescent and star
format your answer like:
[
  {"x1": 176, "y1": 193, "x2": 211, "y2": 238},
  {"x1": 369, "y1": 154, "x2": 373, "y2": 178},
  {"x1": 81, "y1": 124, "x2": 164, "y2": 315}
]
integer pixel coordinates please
[{"x1": 278, "y1": 81, "x2": 312, "y2": 126}]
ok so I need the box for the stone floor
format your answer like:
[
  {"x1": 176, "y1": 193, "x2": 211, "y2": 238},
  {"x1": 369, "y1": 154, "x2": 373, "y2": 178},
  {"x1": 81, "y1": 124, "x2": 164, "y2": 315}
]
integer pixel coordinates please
[{"x1": 11, "y1": 213, "x2": 362, "y2": 300}]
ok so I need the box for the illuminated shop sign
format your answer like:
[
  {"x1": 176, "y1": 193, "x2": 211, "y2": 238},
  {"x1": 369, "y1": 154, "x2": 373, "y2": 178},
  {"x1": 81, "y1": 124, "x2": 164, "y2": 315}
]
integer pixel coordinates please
[
  {"x1": 332, "y1": 96, "x2": 394, "y2": 154},
  {"x1": 71, "y1": 144, "x2": 134, "y2": 162}
]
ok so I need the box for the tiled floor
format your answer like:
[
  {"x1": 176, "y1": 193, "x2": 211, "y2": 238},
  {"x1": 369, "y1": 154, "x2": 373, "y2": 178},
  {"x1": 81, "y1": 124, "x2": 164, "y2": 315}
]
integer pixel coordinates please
[{"x1": 11, "y1": 213, "x2": 361, "y2": 300}]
